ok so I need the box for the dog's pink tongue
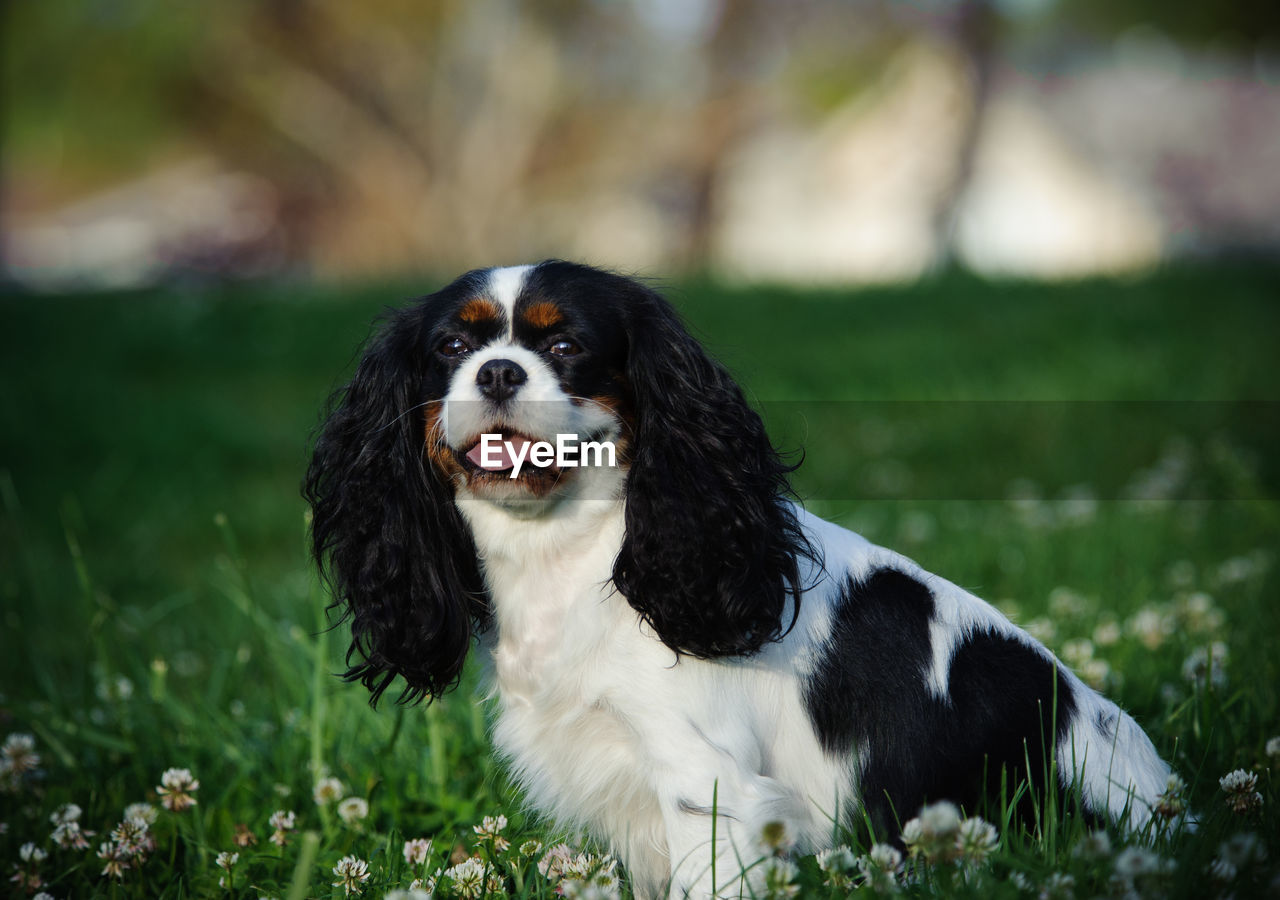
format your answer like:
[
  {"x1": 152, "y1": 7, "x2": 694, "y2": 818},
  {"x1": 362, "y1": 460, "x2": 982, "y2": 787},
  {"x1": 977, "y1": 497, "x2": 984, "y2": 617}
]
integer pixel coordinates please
[{"x1": 465, "y1": 435, "x2": 531, "y2": 471}]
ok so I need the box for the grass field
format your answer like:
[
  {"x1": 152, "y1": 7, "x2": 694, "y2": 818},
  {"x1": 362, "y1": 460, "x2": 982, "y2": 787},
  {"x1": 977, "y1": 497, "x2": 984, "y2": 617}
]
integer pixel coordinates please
[{"x1": 1, "y1": 264, "x2": 1277, "y2": 898}]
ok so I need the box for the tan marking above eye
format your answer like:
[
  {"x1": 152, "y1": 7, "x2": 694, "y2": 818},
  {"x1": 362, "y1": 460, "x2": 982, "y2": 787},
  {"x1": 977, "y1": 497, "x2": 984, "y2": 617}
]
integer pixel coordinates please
[
  {"x1": 459, "y1": 298, "x2": 502, "y2": 324},
  {"x1": 522, "y1": 301, "x2": 564, "y2": 330}
]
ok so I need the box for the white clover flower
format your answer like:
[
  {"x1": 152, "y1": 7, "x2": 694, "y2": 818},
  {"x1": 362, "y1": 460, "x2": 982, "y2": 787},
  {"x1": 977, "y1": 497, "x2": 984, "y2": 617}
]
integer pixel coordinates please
[
  {"x1": 98, "y1": 840, "x2": 130, "y2": 879},
  {"x1": 955, "y1": 816, "x2": 998, "y2": 864},
  {"x1": 1207, "y1": 833, "x2": 1266, "y2": 883},
  {"x1": 1220, "y1": 768, "x2": 1263, "y2": 814},
  {"x1": 476, "y1": 813, "x2": 506, "y2": 833},
  {"x1": 96, "y1": 674, "x2": 134, "y2": 702},
  {"x1": 19, "y1": 842, "x2": 48, "y2": 863},
  {"x1": 1126, "y1": 607, "x2": 1174, "y2": 650},
  {"x1": 1071, "y1": 829, "x2": 1112, "y2": 860},
  {"x1": 337, "y1": 797, "x2": 368, "y2": 825},
  {"x1": 867, "y1": 843, "x2": 903, "y2": 871},
  {"x1": 472, "y1": 814, "x2": 510, "y2": 852},
  {"x1": 403, "y1": 837, "x2": 433, "y2": 866},
  {"x1": 560, "y1": 880, "x2": 620, "y2": 900},
  {"x1": 545, "y1": 849, "x2": 620, "y2": 898},
  {"x1": 1113, "y1": 846, "x2": 1169, "y2": 880},
  {"x1": 1177, "y1": 592, "x2": 1224, "y2": 633},
  {"x1": 901, "y1": 817, "x2": 924, "y2": 846},
  {"x1": 1182, "y1": 642, "x2": 1229, "y2": 689},
  {"x1": 1153, "y1": 772, "x2": 1187, "y2": 819},
  {"x1": 759, "y1": 856, "x2": 799, "y2": 900},
  {"x1": 538, "y1": 843, "x2": 576, "y2": 881},
  {"x1": 124, "y1": 802, "x2": 158, "y2": 825},
  {"x1": 414, "y1": 871, "x2": 440, "y2": 895},
  {"x1": 518, "y1": 839, "x2": 543, "y2": 857},
  {"x1": 918, "y1": 800, "x2": 962, "y2": 835},
  {"x1": 2, "y1": 733, "x2": 37, "y2": 759},
  {"x1": 52, "y1": 819, "x2": 93, "y2": 850},
  {"x1": 216, "y1": 850, "x2": 239, "y2": 870},
  {"x1": 1112, "y1": 846, "x2": 1152, "y2": 878},
  {"x1": 1, "y1": 733, "x2": 40, "y2": 779},
  {"x1": 156, "y1": 767, "x2": 199, "y2": 812},
  {"x1": 855, "y1": 844, "x2": 901, "y2": 894},
  {"x1": 1209, "y1": 856, "x2": 1237, "y2": 881},
  {"x1": 269, "y1": 809, "x2": 297, "y2": 847},
  {"x1": 757, "y1": 820, "x2": 795, "y2": 857},
  {"x1": 903, "y1": 800, "x2": 962, "y2": 862},
  {"x1": 331, "y1": 855, "x2": 371, "y2": 896},
  {"x1": 313, "y1": 776, "x2": 345, "y2": 806},
  {"x1": 1025, "y1": 617, "x2": 1057, "y2": 644},
  {"x1": 1214, "y1": 553, "x2": 1269, "y2": 586},
  {"x1": 1266, "y1": 736, "x2": 1280, "y2": 759},
  {"x1": 444, "y1": 856, "x2": 487, "y2": 899},
  {"x1": 1217, "y1": 832, "x2": 1266, "y2": 871},
  {"x1": 1059, "y1": 637, "x2": 1095, "y2": 667},
  {"x1": 563, "y1": 851, "x2": 617, "y2": 883},
  {"x1": 1079, "y1": 658, "x2": 1111, "y2": 689},
  {"x1": 1038, "y1": 871, "x2": 1075, "y2": 899},
  {"x1": 1060, "y1": 485, "x2": 1099, "y2": 525},
  {"x1": 1092, "y1": 620, "x2": 1121, "y2": 646},
  {"x1": 815, "y1": 844, "x2": 856, "y2": 874},
  {"x1": 110, "y1": 818, "x2": 149, "y2": 857},
  {"x1": 50, "y1": 803, "x2": 82, "y2": 826},
  {"x1": 1048, "y1": 586, "x2": 1088, "y2": 618}
]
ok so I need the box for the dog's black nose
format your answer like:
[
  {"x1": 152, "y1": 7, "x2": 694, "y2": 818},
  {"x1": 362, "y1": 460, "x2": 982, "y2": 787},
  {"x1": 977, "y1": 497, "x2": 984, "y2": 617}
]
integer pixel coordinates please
[{"x1": 475, "y1": 358, "x2": 528, "y2": 401}]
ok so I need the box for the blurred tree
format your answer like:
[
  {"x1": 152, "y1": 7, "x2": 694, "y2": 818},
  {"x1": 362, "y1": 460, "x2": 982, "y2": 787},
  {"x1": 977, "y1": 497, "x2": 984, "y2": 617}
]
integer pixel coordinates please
[
  {"x1": 929, "y1": 0, "x2": 999, "y2": 269},
  {"x1": 1056, "y1": 0, "x2": 1280, "y2": 46}
]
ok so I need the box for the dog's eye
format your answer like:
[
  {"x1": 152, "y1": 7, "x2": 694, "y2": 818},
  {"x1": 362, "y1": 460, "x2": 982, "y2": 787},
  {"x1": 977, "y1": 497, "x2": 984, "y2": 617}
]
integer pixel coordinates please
[
  {"x1": 439, "y1": 337, "x2": 472, "y2": 358},
  {"x1": 548, "y1": 339, "x2": 581, "y2": 358}
]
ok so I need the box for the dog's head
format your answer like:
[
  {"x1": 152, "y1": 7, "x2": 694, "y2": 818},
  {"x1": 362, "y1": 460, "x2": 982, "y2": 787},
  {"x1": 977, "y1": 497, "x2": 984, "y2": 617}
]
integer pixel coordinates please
[{"x1": 305, "y1": 261, "x2": 811, "y2": 704}]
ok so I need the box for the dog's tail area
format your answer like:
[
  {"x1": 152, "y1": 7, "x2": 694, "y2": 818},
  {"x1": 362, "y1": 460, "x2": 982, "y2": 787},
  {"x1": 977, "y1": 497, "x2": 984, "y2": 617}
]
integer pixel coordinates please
[{"x1": 1054, "y1": 684, "x2": 1187, "y2": 833}]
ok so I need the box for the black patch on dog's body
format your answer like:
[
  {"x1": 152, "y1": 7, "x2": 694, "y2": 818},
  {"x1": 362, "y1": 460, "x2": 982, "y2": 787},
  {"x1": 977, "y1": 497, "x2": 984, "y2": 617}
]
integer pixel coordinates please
[{"x1": 802, "y1": 568, "x2": 1078, "y2": 834}]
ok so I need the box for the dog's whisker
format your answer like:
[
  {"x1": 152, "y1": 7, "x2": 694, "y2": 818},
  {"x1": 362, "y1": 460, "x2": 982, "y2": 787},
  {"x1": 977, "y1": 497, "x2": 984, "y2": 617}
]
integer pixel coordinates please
[{"x1": 376, "y1": 398, "x2": 443, "y2": 434}]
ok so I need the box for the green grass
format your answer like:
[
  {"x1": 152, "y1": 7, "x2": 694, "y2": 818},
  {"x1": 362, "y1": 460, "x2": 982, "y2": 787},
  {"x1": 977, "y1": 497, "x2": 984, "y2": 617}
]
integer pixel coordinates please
[{"x1": 1, "y1": 264, "x2": 1277, "y2": 897}]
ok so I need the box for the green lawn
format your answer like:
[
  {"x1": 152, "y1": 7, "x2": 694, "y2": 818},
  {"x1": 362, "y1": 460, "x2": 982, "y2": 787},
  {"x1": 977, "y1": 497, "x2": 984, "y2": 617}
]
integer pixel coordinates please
[{"x1": 1, "y1": 264, "x2": 1277, "y2": 897}]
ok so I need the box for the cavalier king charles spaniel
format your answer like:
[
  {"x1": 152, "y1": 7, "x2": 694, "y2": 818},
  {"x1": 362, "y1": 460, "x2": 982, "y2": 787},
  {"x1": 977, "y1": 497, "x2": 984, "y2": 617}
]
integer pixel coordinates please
[{"x1": 305, "y1": 260, "x2": 1176, "y2": 898}]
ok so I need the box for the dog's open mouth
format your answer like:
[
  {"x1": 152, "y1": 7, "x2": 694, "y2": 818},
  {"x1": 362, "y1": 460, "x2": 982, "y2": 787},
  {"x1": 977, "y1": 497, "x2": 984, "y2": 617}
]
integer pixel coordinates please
[
  {"x1": 457, "y1": 431, "x2": 563, "y2": 489},
  {"x1": 464, "y1": 434, "x2": 534, "y2": 472}
]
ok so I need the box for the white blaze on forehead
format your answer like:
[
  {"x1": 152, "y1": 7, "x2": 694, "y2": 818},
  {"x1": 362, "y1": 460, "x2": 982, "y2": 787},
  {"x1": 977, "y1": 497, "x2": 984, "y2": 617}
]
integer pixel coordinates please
[{"x1": 487, "y1": 265, "x2": 534, "y2": 337}]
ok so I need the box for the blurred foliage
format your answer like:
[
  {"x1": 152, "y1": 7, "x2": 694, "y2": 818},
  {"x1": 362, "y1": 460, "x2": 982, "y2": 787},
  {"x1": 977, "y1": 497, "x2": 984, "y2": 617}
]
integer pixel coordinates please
[
  {"x1": 1056, "y1": 0, "x2": 1280, "y2": 47},
  {"x1": 4, "y1": 0, "x2": 210, "y2": 182},
  {"x1": 5, "y1": 0, "x2": 1280, "y2": 280}
]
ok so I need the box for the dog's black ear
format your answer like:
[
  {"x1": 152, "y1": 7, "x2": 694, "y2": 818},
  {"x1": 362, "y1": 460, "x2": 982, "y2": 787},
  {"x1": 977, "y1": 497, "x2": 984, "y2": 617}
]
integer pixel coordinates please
[
  {"x1": 304, "y1": 304, "x2": 485, "y2": 705},
  {"x1": 611, "y1": 282, "x2": 813, "y2": 658}
]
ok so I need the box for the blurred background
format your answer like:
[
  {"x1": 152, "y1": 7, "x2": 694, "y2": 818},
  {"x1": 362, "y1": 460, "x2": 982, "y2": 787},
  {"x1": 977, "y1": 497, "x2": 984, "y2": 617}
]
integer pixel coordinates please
[{"x1": 5, "y1": 0, "x2": 1280, "y2": 290}]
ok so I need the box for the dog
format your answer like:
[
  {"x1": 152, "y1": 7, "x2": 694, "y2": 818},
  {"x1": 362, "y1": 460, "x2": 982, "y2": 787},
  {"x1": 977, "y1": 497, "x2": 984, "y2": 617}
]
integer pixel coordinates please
[{"x1": 305, "y1": 260, "x2": 1175, "y2": 898}]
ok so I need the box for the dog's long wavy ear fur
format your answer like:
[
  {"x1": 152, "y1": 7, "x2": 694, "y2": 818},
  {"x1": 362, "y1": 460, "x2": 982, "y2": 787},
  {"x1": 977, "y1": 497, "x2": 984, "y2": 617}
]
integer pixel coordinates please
[
  {"x1": 304, "y1": 305, "x2": 485, "y2": 706},
  {"x1": 612, "y1": 282, "x2": 815, "y2": 658}
]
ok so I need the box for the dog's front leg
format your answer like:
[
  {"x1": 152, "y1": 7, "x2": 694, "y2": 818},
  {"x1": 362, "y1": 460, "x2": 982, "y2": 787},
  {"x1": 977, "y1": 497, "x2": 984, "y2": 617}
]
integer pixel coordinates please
[{"x1": 658, "y1": 768, "x2": 808, "y2": 900}]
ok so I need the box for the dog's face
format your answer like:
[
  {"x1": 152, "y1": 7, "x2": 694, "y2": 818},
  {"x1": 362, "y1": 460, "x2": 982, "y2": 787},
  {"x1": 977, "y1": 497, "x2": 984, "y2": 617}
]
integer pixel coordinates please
[
  {"x1": 421, "y1": 265, "x2": 632, "y2": 502},
  {"x1": 305, "y1": 260, "x2": 810, "y2": 703}
]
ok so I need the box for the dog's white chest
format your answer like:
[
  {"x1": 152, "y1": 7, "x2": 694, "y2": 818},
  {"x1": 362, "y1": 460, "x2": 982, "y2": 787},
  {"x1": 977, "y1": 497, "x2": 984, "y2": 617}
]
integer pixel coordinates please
[{"x1": 488, "y1": 609, "x2": 668, "y2": 868}]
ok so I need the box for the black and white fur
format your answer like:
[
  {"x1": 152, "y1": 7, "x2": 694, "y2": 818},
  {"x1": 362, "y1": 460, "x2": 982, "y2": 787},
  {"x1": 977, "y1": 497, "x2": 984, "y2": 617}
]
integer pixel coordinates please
[{"x1": 305, "y1": 261, "x2": 1174, "y2": 898}]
